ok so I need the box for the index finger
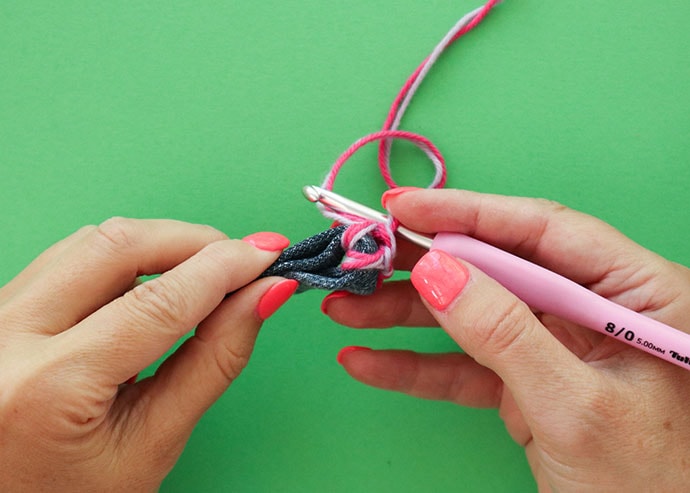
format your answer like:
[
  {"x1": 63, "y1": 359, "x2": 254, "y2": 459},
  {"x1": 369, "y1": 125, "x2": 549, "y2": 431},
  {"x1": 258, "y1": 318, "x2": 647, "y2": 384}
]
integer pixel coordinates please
[
  {"x1": 59, "y1": 239, "x2": 284, "y2": 385},
  {"x1": 385, "y1": 188, "x2": 656, "y2": 285},
  {"x1": 2, "y1": 218, "x2": 231, "y2": 335}
]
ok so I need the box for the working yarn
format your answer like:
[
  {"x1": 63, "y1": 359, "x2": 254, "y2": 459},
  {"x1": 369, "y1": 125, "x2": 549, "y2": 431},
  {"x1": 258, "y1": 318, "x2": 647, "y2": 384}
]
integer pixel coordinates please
[{"x1": 262, "y1": 0, "x2": 501, "y2": 295}]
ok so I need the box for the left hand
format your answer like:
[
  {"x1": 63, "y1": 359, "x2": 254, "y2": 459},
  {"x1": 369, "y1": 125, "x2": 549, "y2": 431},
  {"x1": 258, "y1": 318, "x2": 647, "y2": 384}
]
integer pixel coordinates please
[{"x1": 0, "y1": 218, "x2": 294, "y2": 492}]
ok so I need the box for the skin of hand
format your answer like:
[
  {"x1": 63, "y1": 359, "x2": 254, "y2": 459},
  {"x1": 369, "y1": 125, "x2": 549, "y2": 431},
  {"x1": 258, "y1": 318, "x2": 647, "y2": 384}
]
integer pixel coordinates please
[
  {"x1": 322, "y1": 189, "x2": 690, "y2": 491},
  {"x1": 0, "y1": 218, "x2": 296, "y2": 492}
]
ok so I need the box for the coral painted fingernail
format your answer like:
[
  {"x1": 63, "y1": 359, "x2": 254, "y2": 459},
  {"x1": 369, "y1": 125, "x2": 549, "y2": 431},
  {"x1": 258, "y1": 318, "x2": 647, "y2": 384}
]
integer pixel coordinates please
[
  {"x1": 242, "y1": 232, "x2": 290, "y2": 251},
  {"x1": 381, "y1": 186, "x2": 421, "y2": 209},
  {"x1": 257, "y1": 279, "x2": 299, "y2": 320},
  {"x1": 410, "y1": 250, "x2": 470, "y2": 311},
  {"x1": 320, "y1": 290, "x2": 350, "y2": 316},
  {"x1": 337, "y1": 346, "x2": 372, "y2": 365}
]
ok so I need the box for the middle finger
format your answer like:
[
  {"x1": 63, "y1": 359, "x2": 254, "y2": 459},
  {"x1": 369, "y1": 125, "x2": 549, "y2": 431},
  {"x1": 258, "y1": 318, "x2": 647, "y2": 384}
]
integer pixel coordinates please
[{"x1": 322, "y1": 280, "x2": 437, "y2": 328}]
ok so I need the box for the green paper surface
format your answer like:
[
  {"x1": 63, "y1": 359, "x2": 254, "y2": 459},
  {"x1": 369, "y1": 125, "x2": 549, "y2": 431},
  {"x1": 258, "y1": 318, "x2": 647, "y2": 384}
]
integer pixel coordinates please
[{"x1": 1, "y1": 1, "x2": 688, "y2": 491}]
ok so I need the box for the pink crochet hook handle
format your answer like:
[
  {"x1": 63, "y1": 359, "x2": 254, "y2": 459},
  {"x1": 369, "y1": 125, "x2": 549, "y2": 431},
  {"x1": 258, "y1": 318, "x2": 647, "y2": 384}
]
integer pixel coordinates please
[{"x1": 433, "y1": 232, "x2": 690, "y2": 370}]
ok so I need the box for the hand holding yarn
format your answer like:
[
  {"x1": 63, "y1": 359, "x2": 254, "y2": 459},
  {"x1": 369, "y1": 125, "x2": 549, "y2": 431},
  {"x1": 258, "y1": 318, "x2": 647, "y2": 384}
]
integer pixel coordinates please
[{"x1": 0, "y1": 219, "x2": 295, "y2": 491}]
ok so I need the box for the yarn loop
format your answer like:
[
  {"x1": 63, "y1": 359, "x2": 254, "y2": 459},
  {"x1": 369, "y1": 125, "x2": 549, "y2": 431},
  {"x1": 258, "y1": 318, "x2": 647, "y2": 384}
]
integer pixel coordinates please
[
  {"x1": 319, "y1": 0, "x2": 500, "y2": 286},
  {"x1": 262, "y1": 0, "x2": 501, "y2": 294}
]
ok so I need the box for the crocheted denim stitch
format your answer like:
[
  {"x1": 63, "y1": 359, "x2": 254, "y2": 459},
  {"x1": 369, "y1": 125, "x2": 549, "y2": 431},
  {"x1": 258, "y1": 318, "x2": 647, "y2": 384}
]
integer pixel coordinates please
[{"x1": 261, "y1": 225, "x2": 379, "y2": 295}]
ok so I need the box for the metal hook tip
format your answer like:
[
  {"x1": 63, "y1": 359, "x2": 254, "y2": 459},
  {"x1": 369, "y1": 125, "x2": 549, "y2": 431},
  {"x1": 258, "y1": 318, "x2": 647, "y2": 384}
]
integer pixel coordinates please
[{"x1": 302, "y1": 185, "x2": 322, "y2": 203}]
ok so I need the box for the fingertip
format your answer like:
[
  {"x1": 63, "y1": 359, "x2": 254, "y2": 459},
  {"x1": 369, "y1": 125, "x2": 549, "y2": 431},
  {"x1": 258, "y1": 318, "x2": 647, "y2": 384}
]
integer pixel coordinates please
[
  {"x1": 241, "y1": 232, "x2": 290, "y2": 252},
  {"x1": 381, "y1": 186, "x2": 422, "y2": 210},
  {"x1": 256, "y1": 279, "x2": 299, "y2": 320},
  {"x1": 410, "y1": 250, "x2": 470, "y2": 311},
  {"x1": 336, "y1": 345, "x2": 372, "y2": 365},
  {"x1": 320, "y1": 290, "x2": 350, "y2": 316}
]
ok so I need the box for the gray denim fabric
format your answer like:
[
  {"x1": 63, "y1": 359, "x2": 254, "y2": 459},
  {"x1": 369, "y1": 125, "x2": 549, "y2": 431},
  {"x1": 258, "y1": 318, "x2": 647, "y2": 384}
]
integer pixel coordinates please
[{"x1": 261, "y1": 225, "x2": 379, "y2": 295}]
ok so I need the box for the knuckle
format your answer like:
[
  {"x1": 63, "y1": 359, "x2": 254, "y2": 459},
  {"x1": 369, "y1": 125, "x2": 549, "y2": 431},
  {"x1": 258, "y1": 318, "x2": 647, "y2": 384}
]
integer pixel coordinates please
[
  {"x1": 199, "y1": 239, "x2": 233, "y2": 264},
  {"x1": 556, "y1": 383, "x2": 620, "y2": 449},
  {"x1": 509, "y1": 198, "x2": 570, "y2": 255},
  {"x1": 74, "y1": 224, "x2": 99, "y2": 237},
  {"x1": 196, "y1": 241, "x2": 236, "y2": 283},
  {"x1": 579, "y1": 382, "x2": 623, "y2": 424},
  {"x1": 124, "y1": 278, "x2": 187, "y2": 328},
  {"x1": 533, "y1": 197, "x2": 569, "y2": 215},
  {"x1": 198, "y1": 224, "x2": 229, "y2": 242},
  {"x1": 444, "y1": 369, "x2": 468, "y2": 403},
  {"x1": 213, "y1": 339, "x2": 251, "y2": 383},
  {"x1": 398, "y1": 355, "x2": 424, "y2": 395},
  {"x1": 473, "y1": 297, "x2": 530, "y2": 358},
  {"x1": 93, "y1": 217, "x2": 137, "y2": 253}
]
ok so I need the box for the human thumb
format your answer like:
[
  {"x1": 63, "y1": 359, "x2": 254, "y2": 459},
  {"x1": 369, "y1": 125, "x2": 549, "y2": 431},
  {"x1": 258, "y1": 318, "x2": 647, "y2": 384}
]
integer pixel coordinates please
[{"x1": 410, "y1": 249, "x2": 589, "y2": 417}]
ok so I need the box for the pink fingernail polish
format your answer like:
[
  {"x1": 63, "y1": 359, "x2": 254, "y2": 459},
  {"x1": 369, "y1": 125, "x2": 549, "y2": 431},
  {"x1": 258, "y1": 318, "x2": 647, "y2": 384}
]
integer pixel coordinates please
[
  {"x1": 257, "y1": 279, "x2": 299, "y2": 320},
  {"x1": 320, "y1": 290, "x2": 350, "y2": 316},
  {"x1": 381, "y1": 186, "x2": 422, "y2": 209},
  {"x1": 242, "y1": 232, "x2": 290, "y2": 252},
  {"x1": 336, "y1": 345, "x2": 372, "y2": 365},
  {"x1": 410, "y1": 250, "x2": 469, "y2": 311}
]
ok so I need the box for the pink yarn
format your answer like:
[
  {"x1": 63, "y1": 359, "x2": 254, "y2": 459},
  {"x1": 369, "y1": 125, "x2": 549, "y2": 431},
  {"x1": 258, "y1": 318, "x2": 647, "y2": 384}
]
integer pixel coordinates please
[
  {"x1": 321, "y1": 130, "x2": 446, "y2": 191},
  {"x1": 378, "y1": 0, "x2": 501, "y2": 184},
  {"x1": 317, "y1": 0, "x2": 501, "y2": 286},
  {"x1": 341, "y1": 220, "x2": 398, "y2": 277}
]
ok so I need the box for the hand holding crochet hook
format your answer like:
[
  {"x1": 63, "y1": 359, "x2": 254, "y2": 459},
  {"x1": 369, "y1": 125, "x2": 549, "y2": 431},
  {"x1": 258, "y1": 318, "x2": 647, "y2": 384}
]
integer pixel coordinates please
[{"x1": 321, "y1": 187, "x2": 690, "y2": 491}]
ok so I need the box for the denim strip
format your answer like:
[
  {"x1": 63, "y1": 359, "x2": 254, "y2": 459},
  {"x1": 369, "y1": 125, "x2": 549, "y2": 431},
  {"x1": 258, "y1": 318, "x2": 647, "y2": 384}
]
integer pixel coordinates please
[{"x1": 261, "y1": 225, "x2": 379, "y2": 295}]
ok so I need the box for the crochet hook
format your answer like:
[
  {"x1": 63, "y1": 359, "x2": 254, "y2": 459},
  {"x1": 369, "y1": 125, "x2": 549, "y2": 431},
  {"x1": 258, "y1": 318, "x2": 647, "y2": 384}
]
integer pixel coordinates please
[{"x1": 303, "y1": 185, "x2": 690, "y2": 371}]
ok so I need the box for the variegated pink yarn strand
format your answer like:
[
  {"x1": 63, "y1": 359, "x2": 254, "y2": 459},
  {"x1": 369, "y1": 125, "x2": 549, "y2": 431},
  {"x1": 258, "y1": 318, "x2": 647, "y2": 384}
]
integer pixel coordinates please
[{"x1": 317, "y1": 1, "x2": 502, "y2": 285}]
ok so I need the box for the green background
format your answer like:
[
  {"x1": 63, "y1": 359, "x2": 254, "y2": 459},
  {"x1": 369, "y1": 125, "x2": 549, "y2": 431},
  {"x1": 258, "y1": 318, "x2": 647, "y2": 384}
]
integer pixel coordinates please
[{"x1": 1, "y1": 1, "x2": 688, "y2": 491}]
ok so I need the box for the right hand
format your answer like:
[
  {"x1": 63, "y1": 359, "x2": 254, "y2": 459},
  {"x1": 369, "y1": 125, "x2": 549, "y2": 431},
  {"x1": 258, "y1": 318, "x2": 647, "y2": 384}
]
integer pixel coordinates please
[{"x1": 323, "y1": 189, "x2": 690, "y2": 491}]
